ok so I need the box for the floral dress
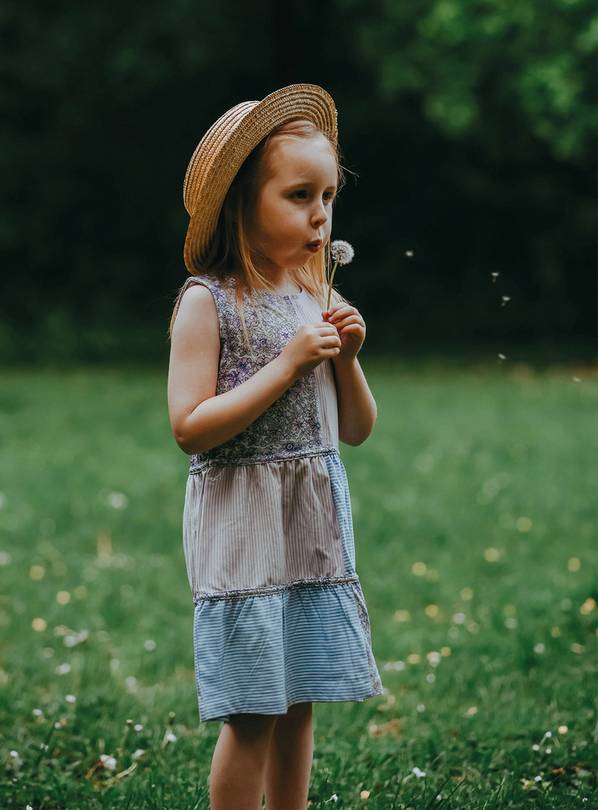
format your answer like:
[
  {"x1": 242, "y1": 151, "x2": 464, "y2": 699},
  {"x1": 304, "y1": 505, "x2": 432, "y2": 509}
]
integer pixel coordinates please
[{"x1": 175, "y1": 272, "x2": 384, "y2": 723}]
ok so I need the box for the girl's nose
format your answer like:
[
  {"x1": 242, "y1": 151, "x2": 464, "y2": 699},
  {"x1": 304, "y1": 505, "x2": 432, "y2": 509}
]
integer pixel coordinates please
[{"x1": 311, "y1": 202, "x2": 328, "y2": 228}]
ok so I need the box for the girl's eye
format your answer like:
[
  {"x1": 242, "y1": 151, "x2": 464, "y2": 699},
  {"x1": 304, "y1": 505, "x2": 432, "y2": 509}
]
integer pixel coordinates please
[{"x1": 291, "y1": 191, "x2": 336, "y2": 201}]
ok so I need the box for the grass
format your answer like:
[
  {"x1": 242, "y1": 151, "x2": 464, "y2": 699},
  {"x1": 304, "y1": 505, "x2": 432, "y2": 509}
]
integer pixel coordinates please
[{"x1": 0, "y1": 358, "x2": 597, "y2": 808}]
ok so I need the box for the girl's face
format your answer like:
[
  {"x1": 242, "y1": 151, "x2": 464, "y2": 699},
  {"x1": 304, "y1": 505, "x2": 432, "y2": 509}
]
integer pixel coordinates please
[{"x1": 248, "y1": 134, "x2": 338, "y2": 273}]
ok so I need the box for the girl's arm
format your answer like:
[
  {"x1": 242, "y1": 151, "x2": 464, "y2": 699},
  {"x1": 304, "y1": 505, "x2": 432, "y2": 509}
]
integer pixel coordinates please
[
  {"x1": 331, "y1": 355, "x2": 377, "y2": 446},
  {"x1": 168, "y1": 285, "x2": 298, "y2": 455}
]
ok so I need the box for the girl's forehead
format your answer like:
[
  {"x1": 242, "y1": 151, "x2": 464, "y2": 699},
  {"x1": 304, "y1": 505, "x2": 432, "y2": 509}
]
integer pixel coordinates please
[{"x1": 265, "y1": 136, "x2": 337, "y2": 183}]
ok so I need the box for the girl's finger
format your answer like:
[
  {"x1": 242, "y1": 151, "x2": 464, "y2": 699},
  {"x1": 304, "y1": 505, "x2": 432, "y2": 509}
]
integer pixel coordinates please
[
  {"x1": 322, "y1": 304, "x2": 343, "y2": 316},
  {"x1": 333, "y1": 315, "x2": 364, "y2": 330},
  {"x1": 328, "y1": 307, "x2": 358, "y2": 323}
]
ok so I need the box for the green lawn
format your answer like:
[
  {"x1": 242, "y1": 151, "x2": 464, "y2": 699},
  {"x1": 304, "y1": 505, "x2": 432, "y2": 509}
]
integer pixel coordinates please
[{"x1": 0, "y1": 360, "x2": 596, "y2": 808}]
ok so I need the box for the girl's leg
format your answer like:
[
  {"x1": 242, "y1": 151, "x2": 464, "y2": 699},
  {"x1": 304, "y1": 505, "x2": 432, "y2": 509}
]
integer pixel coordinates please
[
  {"x1": 263, "y1": 702, "x2": 314, "y2": 810},
  {"x1": 209, "y1": 713, "x2": 278, "y2": 810}
]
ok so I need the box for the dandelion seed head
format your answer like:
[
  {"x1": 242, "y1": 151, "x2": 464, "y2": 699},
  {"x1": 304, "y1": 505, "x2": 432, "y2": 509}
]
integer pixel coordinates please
[{"x1": 330, "y1": 240, "x2": 354, "y2": 265}]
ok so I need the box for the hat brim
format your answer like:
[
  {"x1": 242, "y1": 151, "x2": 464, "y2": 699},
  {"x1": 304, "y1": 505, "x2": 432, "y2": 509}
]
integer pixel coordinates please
[{"x1": 183, "y1": 83, "x2": 338, "y2": 274}]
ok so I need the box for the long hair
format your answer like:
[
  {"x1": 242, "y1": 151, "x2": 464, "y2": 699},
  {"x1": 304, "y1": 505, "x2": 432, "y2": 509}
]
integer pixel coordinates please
[{"x1": 168, "y1": 117, "x2": 353, "y2": 351}]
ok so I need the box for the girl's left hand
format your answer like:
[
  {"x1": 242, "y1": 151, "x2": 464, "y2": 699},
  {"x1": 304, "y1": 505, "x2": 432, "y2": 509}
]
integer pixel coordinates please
[{"x1": 322, "y1": 304, "x2": 366, "y2": 361}]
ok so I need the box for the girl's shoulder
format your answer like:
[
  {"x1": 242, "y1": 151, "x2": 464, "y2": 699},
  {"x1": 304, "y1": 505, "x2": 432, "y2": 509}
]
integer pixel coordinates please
[{"x1": 182, "y1": 271, "x2": 236, "y2": 294}]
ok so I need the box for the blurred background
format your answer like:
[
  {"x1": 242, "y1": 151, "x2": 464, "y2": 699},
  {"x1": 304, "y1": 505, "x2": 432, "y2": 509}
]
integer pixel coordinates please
[{"x1": 1, "y1": 0, "x2": 596, "y2": 365}]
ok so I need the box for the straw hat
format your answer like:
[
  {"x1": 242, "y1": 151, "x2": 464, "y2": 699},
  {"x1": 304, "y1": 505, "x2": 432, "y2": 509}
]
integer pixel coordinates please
[{"x1": 182, "y1": 83, "x2": 338, "y2": 274}]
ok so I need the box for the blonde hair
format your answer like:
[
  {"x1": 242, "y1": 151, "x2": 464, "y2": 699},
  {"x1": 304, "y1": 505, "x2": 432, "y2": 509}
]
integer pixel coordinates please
[{"x1": 167, "y1": 118, "x2": 353, "y2": 351}]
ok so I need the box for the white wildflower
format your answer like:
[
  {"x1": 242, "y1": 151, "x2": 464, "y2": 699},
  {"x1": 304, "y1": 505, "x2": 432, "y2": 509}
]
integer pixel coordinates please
[
  {"x1": 107, "y1": 491, "x2": 128, "y2": 509},
  {"x1": 99, "y1": 754, "x2": 117, "y2": 771},
  {"x1": 412, "y1": 766, "x2": 426, "y2": 778}
]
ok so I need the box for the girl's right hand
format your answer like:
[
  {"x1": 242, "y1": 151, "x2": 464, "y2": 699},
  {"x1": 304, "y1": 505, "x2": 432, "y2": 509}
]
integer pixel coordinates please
[{"x1": 281, "y1": 322, "x2": 341, "y2": 379}]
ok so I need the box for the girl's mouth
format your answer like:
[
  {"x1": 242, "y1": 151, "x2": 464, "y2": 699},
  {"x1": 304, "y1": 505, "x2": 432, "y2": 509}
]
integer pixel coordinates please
[{"x1": 306, "y1": 240, "x2": 322, "y2": 252}]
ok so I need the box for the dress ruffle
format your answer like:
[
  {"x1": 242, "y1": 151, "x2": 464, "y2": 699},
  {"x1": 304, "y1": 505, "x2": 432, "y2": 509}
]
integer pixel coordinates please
[{"x1": 193, "y1": 579, "x2": 384, "y2": 722}]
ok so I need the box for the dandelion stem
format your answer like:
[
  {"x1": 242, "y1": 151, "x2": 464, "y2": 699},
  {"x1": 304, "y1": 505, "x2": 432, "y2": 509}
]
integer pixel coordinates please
[{"x1": 326, "y1": 261, "x2": 340, "y2": 312}]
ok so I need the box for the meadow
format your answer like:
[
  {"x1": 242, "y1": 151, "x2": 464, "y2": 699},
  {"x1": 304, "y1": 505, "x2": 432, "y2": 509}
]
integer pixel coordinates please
[{"x1": 0, "y1": 358, "x2": 596, "y2": 808}]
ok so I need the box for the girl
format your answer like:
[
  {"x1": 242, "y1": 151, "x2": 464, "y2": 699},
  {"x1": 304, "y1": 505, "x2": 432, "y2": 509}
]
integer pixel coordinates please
[{"x1": 167, "y1": 84, "x2": 384, "y2": 810}]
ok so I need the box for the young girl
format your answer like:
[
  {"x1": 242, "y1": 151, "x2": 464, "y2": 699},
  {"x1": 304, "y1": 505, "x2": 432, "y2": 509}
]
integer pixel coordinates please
[{"x1": 167, "y1": 84, "x2": 384, "y2": 810}]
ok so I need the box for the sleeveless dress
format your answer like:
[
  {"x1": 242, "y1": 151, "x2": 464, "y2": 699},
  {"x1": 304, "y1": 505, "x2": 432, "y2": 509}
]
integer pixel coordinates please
[{"x1": 176, "y1": 272, "x2": 384, "y2": 723}]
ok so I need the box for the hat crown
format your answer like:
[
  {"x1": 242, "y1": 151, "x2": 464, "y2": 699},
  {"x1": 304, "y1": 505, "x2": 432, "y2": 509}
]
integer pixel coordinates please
[{"x1": 183, "y1": 84, "x2": 338, "y2": 273}]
